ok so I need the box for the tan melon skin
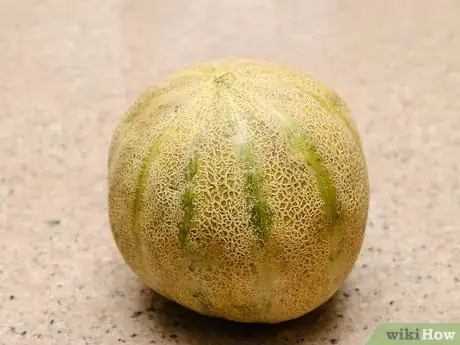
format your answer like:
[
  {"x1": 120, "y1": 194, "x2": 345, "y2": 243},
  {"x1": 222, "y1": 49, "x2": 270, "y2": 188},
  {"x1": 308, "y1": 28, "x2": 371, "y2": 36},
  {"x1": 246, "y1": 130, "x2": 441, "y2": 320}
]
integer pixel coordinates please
[{"x1": 108, "y1": 58, "x2": 369, "y2": 324}]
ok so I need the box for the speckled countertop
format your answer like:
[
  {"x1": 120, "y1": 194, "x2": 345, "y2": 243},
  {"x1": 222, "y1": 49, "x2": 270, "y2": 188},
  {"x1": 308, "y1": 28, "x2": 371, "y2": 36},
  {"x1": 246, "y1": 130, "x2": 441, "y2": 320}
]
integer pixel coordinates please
[{"x1": 1, "y1": 1, "x2": 459, "y2": 344}]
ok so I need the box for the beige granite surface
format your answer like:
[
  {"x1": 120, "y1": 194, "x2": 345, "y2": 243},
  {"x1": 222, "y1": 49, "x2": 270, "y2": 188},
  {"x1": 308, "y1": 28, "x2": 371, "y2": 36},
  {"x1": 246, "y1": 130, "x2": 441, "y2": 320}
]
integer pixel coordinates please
[{"x1": 1, "y1": 1, "x2": 459, "y2": 344}]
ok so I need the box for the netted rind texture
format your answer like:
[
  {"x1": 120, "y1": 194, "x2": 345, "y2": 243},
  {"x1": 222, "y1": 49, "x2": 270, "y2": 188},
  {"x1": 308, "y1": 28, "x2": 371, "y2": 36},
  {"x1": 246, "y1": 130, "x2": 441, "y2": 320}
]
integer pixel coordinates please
[{"x1": 108, "y1": 58, "x2": 369, "y2": 323}]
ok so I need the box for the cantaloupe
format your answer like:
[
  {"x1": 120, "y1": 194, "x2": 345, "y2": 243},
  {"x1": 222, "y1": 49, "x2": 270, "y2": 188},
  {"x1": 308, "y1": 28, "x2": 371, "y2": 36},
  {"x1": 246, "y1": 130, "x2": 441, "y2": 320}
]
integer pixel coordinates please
[{"x1": 107, "y1": 58, "x2": 369, "y2": 324}]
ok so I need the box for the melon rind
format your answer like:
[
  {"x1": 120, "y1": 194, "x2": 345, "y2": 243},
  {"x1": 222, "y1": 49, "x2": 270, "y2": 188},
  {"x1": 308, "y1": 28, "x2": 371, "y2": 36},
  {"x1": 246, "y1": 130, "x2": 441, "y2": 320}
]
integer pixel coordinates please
[{"x1": 108, "y1": 58, "x2": 369, "y2": 323}]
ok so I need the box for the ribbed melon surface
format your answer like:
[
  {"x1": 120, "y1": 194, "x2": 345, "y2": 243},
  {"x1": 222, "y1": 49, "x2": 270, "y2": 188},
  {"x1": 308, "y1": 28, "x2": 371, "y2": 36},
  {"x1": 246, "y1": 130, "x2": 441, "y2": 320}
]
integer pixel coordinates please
[{"x1": 108, "y1": 58, "x2": 369, "y2": 323}]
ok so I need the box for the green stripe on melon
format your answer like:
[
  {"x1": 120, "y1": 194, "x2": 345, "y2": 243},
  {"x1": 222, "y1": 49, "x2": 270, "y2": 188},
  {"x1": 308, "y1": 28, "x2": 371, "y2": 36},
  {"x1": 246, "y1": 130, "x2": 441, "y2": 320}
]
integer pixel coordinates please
[
  {"x1": 178, "y1": 153, "x2": 199, "y2": 246},
  {"x1": 241, "y1": 146, "x2": 274, "y2": 243}
]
